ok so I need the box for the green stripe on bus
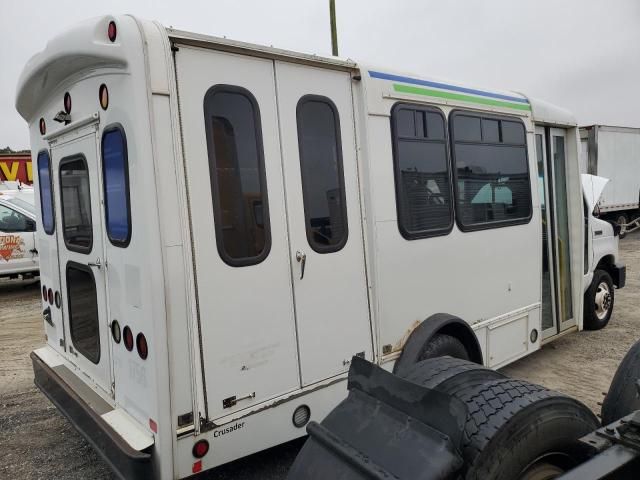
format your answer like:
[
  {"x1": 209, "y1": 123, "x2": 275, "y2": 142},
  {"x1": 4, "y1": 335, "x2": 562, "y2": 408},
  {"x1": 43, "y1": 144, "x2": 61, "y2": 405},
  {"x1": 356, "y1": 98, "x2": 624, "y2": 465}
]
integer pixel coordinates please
[{"x1": 393, "y1": 83, "x2": 532, "y2": 111}]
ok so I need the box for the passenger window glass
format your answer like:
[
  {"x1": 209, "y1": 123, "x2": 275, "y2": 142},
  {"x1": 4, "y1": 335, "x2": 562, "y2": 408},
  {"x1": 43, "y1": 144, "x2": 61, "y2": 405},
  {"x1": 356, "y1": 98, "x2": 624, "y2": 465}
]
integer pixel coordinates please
[
  {"x1": 204, "y1": 86, "x2": 270, "y2": 266},
  {"x1": 453, "y1": 115, "x2": 481, "y2": 142},
  {"x1": 482, "y1": 119, "x2": 500, "y2": 143},
  {"x1": 60, "y1": 156, "x2": 93, "y2": 253},
  {"x1": 297, "y1": 96, "x2": 348, "y2": 253},
  {"x1": 452, "y1": 112, "x2": 531, "y2": 230},
  {"x1": 392, "y1": 105, "x2": 453, "y2": 238},
  {"x1": 37, "y1": 151, "x2": 55, "y2": 235},
  {"x1": 102, "y1": 127, "x2": 131, "y2": 246},
  {"x1": 0, "y1": 205, "x2": 30, "y2": 232},
  {"x1": 67, "y1": 264, "x2": 100, "y2": 364},
  {"x1": 502, "y1": 121, "x2": 526, "y2": 144}
]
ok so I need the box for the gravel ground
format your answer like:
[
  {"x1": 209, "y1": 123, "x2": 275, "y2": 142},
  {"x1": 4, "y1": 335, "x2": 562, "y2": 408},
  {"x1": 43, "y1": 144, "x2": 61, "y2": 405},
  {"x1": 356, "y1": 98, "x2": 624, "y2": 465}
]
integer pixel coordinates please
[{"x1": 1, "y1": 231, "x2": 638, "y2": 479}]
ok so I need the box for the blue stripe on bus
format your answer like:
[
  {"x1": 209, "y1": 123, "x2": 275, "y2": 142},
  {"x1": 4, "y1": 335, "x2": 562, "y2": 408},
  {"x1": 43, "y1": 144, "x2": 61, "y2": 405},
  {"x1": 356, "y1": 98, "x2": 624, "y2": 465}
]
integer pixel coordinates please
[{"x1": 368, "y1": 70, "x2": 529, "y2": 104}]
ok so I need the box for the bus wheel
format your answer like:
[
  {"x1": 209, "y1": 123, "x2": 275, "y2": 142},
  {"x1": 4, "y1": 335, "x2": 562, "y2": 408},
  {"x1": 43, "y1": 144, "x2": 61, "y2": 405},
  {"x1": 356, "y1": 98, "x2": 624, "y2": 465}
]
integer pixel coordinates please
[
  {"x1": 453, "y1": 379, "x2": 598, "y2": 480},
  {"x1": 418, "y1": 333, "x2": 470, "y2": 361},
  {"x1": 584, "y1": 269, "x2": 614, "y2": 330},
  {"x1": 601, "y1": 339, "x2": 640, "y2": 425},
  {"x1": 400, "y1": 356, "x2": 504, "y2": 394}
]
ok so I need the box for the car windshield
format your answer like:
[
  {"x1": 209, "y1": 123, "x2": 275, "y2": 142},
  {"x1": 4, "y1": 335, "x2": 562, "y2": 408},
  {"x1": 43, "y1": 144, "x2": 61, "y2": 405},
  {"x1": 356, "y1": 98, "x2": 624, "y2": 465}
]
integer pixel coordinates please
[{"x1": 6, "y1": 197, "x2": 36, "y2": 216}]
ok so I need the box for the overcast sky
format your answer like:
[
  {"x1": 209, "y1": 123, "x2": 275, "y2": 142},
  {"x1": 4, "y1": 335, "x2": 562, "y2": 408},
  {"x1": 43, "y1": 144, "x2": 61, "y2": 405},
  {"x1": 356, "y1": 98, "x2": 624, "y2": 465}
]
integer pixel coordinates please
[{"x1": 1, "y1": 0, "x2": 639, "y2": 149}]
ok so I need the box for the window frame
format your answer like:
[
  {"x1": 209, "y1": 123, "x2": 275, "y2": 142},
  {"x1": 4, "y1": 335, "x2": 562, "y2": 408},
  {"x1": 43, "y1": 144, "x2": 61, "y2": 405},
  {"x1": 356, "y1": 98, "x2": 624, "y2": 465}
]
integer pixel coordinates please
[
  {"x1": 66, "y1": 261, "x2": 100, "y2": 364},
  {"x1": 37, "y1": 149, "x2": 55, "y2": 235},
  {"x1": 390, "y1": 102, "x2": 454, "y2": 240},
  {"x1": 59, "y1": 154, "x2": 94, "y2": 254},
  {"x1": 101, "y1": 123, "x2": 132, "y2": 248},
  {"x1": 203, "y1": 84, "x2": 272, "y2": 267},
  {"x1": 296, "y1": 94, "x2": 349, "y2": 254},
  {"x1": 449, "y1": 109, "x2": 533, "y2": 233}
]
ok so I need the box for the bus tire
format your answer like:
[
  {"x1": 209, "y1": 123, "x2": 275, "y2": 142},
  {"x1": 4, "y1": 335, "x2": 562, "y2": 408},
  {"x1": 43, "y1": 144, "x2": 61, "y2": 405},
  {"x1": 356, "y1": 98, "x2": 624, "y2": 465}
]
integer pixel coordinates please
[
  {"x1": 418, "y1": 333, "x2": 470, "y2": 362},
  {"x1": 400, "y1": 356, "x2": 504, "y2": 395},
  {"x1": 583, "y1": 269, "x2": 614, "y2": 330},
  {"x1": 453, "y1": 378, "x2": 598, "y2": 480},
  {"x1": 601, "y1": 339, "x2": 640, "y2": 425}
]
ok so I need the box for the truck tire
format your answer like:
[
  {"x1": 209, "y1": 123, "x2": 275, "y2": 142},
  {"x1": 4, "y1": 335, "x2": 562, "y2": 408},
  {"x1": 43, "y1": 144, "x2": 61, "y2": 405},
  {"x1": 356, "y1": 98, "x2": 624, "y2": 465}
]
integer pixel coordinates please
[
  {"x1": 452, "y1": 378, "x2": 598, "y2": 480},
  {"x1": 601, "y1": 339, "x2": 640, "y2": 425},
  {"x1": 400, "y1": 356, "x2": 504, "y2": 395},
  {"x1": 583, "y1": 269, "x2": 614, "y2": 330},
  {"x1": 615, "y1": 213, "x2": 628, "y2": 239},
  {"x1": 418, "y1": 333, "x2": 470, "y2": 362}
]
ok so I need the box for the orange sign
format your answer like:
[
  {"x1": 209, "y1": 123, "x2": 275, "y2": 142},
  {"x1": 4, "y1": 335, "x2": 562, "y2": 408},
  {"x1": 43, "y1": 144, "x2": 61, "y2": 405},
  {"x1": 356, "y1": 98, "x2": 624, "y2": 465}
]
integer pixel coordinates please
[{"x1": 0, "y1": 235, "x2": 24, "y2": 261}]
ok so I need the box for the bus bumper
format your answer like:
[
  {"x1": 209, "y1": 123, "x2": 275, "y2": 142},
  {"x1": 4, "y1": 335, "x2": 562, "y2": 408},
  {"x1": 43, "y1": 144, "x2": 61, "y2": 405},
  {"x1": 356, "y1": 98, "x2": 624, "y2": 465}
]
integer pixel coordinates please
[
  {"x1": 31, "y1": 350, "x2": 154, "y2": 480},
  {"x1": 612, "y1": 263, "x2": 626, "y2": 289}
]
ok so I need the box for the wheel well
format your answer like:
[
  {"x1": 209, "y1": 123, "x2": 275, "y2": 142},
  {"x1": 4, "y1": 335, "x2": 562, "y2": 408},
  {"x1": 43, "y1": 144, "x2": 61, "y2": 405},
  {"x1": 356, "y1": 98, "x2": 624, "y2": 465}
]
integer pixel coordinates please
[
  {"x1": 596, "y1": 255, "x2": 615, "y2": 275},
  {"x1": 393, "y1": 313, "x2": 483, "y2": 375}
]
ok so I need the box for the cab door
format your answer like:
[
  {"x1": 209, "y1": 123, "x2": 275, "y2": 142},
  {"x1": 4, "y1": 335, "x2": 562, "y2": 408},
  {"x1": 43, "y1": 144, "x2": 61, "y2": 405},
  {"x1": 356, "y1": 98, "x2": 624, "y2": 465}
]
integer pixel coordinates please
[
  {"x1": 0, "y1": 202, "x2": 37, "y2": 274},
  {"x1": 49, "y1": 127, "x2": 113, "y2": 396}
]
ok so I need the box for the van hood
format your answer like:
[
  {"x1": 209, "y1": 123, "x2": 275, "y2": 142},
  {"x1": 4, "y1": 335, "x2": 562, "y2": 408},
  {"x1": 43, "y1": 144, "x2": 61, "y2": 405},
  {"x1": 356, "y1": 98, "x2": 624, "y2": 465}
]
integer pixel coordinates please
[{"x1": 581, "y1": 174, "x2": 609, "y2": 212}]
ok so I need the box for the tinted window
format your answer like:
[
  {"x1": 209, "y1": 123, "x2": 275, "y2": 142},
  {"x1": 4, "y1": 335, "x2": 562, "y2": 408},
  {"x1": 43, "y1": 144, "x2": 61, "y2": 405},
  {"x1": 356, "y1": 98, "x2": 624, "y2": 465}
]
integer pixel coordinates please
[
  {"x1": 37, "y1": 151, "x2": 55, "y2": 234},
  {"x1": 0, "y1": 204, "x2": 31, "y2": 232},
  {"x1": 204, "y1": 86, "x2": 270, "y2": 266},
  {"x1": 102, "y1": 126, "x2": 131, "y2": 246},
  {"x1": 392, "y1": 104, "x2": 452, "y2": 238},
  {"x1": 60, "y1": 156, "x2": 93, "y2": 253},
  {"x1": 451, "y1": 112, "x2": 531, "y2": 230},
  {"x1": 67, "y1": 263, "x2": 100, "y2": 364},
  {"x1": 297, "y1": 96, "x2": 348, "y2": 252}
]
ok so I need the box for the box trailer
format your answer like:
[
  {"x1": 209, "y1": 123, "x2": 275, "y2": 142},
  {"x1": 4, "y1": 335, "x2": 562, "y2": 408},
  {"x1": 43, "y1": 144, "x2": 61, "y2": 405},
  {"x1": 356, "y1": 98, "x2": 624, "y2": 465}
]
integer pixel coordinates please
[
  {"x1": 580, "y1": 125, "x2": 640, "y2": 227},
  {"x1": 15, "y1": 15, "x2": 625, "y2": 479}
]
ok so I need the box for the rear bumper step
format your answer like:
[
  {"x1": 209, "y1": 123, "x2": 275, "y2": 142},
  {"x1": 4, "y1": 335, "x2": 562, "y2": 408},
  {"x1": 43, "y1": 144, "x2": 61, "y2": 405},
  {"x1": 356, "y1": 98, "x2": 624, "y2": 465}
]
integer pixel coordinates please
[{"x1": 31, "y1": 351, "x2": 154, "y2": 480}]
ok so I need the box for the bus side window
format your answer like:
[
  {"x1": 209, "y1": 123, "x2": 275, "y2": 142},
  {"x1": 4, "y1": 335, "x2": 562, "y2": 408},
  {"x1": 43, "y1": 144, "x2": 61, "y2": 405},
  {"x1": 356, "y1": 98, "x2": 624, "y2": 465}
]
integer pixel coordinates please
[
  {"x1": 37, "y1": 150, "x2": 55, "y2": 235},
  {"x1": 102, "y1": 126, "x2": 132, "y2": 247},
  {"x1": 450, "y1": 112, "x2": 532, "y2": 230}
]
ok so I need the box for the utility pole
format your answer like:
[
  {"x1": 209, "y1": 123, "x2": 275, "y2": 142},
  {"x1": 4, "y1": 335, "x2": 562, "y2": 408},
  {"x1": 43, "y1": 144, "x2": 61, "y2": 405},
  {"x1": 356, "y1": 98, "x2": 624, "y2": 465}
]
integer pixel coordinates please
[{"x1": 330, "y1": 0, "x2": 339, "y2": 56}]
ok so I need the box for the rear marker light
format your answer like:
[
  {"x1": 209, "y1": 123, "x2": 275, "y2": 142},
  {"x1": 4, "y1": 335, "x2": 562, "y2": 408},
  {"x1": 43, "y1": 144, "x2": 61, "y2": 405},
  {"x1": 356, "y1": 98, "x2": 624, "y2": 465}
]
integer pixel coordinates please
[
  {"x1": 39, "y1": 118, "x2": 46, "y2": 135},
  {"x1": 42, "y1": 285, "x2": 47, "y2": 301},
  {"x1": 111, "y1": 320, "x2": 121, "y2": 344},
  {"x1": 136, "y1": 333, "x2": 148, "y2": 360},
  {"x1": 123, "y1": 326, "x2": 134, "y2": 351},
  {"x1": 64, "y1": 92, "x2": 71, "y2": 114},
  {"x1": 192, "y1": 460, "x2": 202, "y2": 474},
  {"x1": 107, "y1": 21, "x2": 117, "y2": 42},
  {"x1": 149, "y1": 418, "x2": 158, "y2": 433},
  {"x1": 54, "y1": 291, "x2": 61, "y2": 308},
  {"x1": 192, "y1": 440, "x2": 209, "y2": 458},
  {"x1": 99, "y1": 84, "x2": 109, "y2": 110},
  {"x1": 47, "y1": 288, "x2": 54, "y2": 305}
]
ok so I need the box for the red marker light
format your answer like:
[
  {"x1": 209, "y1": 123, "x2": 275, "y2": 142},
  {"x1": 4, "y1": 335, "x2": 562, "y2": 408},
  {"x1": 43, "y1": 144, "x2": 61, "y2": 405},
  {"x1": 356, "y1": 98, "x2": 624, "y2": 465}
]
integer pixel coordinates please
[
  {"x1": 64, "y1": 92, "x2": 71, "y2": 114},
  {"x1": 99, "y1": 84, "x2": 109, "y2": 110},
  {"x1": 123, "y1": 326, "x2": 134, "y2": 351},
  {"x1": 136, "y1": 333, "x2": 148, "y2": 360},
  {"x1": 42, "y1": 285, "x2": 47, "y2": 301},
  {"x1": 192, "y1": 460, "x2": 202, "y2": 474},
  {"x1": 192, "y1": 440, "x2": 209, "y2": 458},
  {"x1": 47, "y1": 288, "x2": 54, "y2": 305},
  {"x1": 149, "y1": 418, "x2": 158, "y2": 433},
  {"x1": 39, "y1": 118, "x2": 46, "y2": 135},
  {"x1": 107, "y1": 21, "x2": 117, "y2": 42}
]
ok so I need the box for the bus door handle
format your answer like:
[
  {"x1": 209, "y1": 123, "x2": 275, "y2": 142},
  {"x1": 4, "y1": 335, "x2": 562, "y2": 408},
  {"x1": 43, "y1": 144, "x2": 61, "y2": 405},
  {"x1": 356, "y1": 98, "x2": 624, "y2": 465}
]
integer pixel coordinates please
[
  {"x1": 296, "y1": 251, "x2": 306, "y2": 280},
  {"x1": 88, "y1": 258, "x2": 102, "y2": 269}
]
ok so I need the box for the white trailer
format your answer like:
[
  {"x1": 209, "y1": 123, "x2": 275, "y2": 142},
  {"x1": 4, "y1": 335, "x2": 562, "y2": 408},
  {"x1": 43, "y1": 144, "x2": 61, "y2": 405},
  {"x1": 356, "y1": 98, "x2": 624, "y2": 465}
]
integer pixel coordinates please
[
  {"x1": 580, "y1": 125, "x2": 640, "y2": 227},
  {"x1": 15, "y1": 15, "x2": 625, "y2": 479}
]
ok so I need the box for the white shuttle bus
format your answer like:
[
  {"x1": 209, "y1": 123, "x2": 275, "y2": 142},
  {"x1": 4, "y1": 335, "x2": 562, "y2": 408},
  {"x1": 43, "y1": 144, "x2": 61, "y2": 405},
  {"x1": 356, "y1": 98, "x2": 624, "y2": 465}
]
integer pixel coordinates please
[{"x1": 16, "y1": 15, "x2": 625, "y2": 479}]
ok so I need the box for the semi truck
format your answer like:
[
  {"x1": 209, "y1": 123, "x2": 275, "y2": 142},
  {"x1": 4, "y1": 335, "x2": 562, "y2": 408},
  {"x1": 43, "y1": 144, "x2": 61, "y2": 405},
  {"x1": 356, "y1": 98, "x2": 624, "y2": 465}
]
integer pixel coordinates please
[{"x1": 580, "y1": 125, "x2": 640, "y2": 234}]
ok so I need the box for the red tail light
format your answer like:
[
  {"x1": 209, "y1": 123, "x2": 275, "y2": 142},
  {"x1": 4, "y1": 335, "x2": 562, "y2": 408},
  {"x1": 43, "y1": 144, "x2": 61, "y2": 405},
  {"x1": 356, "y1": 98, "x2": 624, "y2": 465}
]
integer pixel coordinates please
[
  {"x1": 47, "y1": 288, "x2": 54, "y2": 305},
  {"x1": 123, "y1": 326, "x2": 134, "y2": 351},
  {"x1": 64, "y1": 92, "x2": 71, "y2": 114},
  {"x1": 107, "y1": 21, "x2": 117, "y2": 42},
  {"x1": 39, "y1": 118, "x2": 46, "y2": 135},
  {"x1": 136, "y1": 333, "x2": 148, "y2": 360},
  {"x1": 42, "y1": 285, "x2": 47, "y2": 301},
  {"x1": 192, "y1": 440, "x2": 209, "y2": 458}
]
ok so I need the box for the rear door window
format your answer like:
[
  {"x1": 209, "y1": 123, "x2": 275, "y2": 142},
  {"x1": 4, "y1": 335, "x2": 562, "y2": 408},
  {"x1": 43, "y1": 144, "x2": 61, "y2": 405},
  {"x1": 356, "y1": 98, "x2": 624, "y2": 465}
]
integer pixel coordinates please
[
  {"x1": 102, "y1": 126, "x2": 131, "y2": 246},
  {"x1": 37, "y1": 151, "x2": 55, "y2": 235},
  {"x1": 60, "y1": 155, "x2": 93, "y2": 253},
  {"x1": 67, "y1": 263, "x2": 100, "y2": 363}
]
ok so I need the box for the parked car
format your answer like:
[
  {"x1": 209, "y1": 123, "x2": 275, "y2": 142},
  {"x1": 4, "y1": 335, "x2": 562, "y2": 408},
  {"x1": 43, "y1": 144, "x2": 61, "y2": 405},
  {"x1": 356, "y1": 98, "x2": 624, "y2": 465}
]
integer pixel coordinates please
[{"x1": 0, "y1": 189, "x2": 38, "y2": 278}]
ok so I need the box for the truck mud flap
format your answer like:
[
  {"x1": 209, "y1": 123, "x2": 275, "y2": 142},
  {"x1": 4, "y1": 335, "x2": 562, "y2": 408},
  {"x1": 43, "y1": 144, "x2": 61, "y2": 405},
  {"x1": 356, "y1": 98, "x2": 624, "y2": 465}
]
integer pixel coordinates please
[{"x1": 287, "y1": 356, "x2": 467, "y2": 480}]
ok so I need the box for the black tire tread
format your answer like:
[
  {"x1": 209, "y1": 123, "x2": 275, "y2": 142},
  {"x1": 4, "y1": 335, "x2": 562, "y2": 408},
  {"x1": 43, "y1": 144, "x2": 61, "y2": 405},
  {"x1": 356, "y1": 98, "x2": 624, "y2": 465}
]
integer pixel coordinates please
[{"x1": 602, "y1": 339, "x2": 640, "y2": 424}]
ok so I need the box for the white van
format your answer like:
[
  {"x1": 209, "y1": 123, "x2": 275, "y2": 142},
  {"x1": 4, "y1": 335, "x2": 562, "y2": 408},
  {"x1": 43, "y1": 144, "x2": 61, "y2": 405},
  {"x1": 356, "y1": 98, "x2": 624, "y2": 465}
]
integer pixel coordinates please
[
  {"x1": 16, "y1": 15, "x2": 625, "y2": 479},
  {"x1": 0, "y1": 189, "x2": 38, "y2": 278}
]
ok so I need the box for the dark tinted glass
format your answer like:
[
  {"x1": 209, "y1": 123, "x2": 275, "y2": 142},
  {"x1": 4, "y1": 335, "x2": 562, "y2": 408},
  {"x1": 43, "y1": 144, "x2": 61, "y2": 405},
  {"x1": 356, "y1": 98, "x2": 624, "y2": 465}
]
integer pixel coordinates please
[
  {"x1": 102, "y1": 127, "x2": 131, "y2": 246},
  {"x1": 482, "y1": 119, "x2": 500, "y2": 143},
  {"x1": 37, "y1": 151, "x2": 55, "y2": 234},
  {"x1": 60, "y1": 156, "x2": 93, "y2": 252},
  {"x1": 502, "y1": 121, "x2": 525, "y2": 144},
  {"x1": 453, "y1": 115, "x2": 481, "y2": 142},
  {"x1": 204, "y1": 87, "x2": 270, "y2": 266},
  {"x1": 452, "y1": 113, "x2": 531, "y2": 229},
  {"x1": 392, "y1": 105, "x2": 452, "y2": 238},
  {"x1": 297, "y1": 97, "x2": 348, "y2": 252},
  {"x1": 0, "y1": 204, "x2": 30, "y2": 232},
  {"x1": 67, "y1": 264, "x2": 100, "y2": 364}
]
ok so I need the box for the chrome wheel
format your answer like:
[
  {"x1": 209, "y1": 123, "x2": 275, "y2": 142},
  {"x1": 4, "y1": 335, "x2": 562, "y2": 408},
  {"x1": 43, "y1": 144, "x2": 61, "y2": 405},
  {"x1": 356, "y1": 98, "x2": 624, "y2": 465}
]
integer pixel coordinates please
[
  {"x1": 595, "y1": 281, "x2": 612, "y2": 320},
  {"x1": 521, "y1": 463, "x2": 564, "y2": 480}
]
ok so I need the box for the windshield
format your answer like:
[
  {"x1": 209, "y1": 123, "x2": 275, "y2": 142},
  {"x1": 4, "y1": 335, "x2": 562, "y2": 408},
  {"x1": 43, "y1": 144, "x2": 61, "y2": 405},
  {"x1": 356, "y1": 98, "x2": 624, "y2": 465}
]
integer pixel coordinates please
[{"x1": 6, "y1": 197, "x2": 36, "y2": 215}]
